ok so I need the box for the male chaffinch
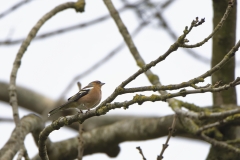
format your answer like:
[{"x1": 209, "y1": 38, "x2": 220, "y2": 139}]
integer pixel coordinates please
[{"x1": 48, "y1": 80, "x2": 105, "y2": 117}]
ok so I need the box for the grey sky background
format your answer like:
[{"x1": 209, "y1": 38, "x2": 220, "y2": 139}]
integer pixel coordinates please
[{"x1": 0, "y1": 0, "x2": 239, "y2": 159}]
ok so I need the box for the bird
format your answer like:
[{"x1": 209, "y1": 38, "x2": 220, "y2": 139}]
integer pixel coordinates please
[{"x1": 48, "y1": 80, "x2": 105, "y2": 117}]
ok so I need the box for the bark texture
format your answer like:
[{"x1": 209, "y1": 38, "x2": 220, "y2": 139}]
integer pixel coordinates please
[{"x1": 207, "y1": 0, "x2": 238, "y2": 159}]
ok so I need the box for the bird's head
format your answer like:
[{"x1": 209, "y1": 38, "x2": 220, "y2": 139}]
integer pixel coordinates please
[{"x1": 89, "y1": 80, "x2": 105, "y2": 87}]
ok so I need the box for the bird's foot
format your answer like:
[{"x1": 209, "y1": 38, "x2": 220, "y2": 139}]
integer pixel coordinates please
[
  {"x1": 77, "y1": 110, "x2": 83, "y2": 114},
  {"x1": 85, "y1": 109, "x2": 90, "y2": 114}
]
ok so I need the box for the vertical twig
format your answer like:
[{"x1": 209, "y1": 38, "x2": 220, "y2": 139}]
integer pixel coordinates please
[
  {"x1": 77, "y1": 82, "x2": 84, "y2": 160},
  {"x1": 77, "y1": 82, "x2": 82, "y2": 90},
  {"x1": 23, "y1": 148, "x2": 30, "y2": 160},
  {"x1": 157, "y1": 114, "x2": 177, "y2": 160},
  {"x1": 78, "y1": 124, "x2": 84, "y2": 160},
  {"x1": 16, "y1": 147, "x2": 30, "y2": 160},
  {"x1": 136, "y1": 146, "x2": 147, "y2": 160}
]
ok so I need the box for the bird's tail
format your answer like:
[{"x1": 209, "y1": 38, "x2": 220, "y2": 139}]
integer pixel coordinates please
[
  {"x1": 48, "y1": 106, "x2": 61, "y2": 117},
  {"x1": 48, "y1": 101, "x2": 72, "y2": 117}
]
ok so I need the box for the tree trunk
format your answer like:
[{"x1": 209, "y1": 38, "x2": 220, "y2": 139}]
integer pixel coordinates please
[
  {"x1": 211, "y1": 0, "x2": 237, "y2": 105},
  {"x1": 207, "y1": 0, "x2": 238, "y2": 159}
]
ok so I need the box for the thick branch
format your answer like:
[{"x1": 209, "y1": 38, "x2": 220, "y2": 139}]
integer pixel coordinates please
[
  {"x1": 35, "y1": 115, "x2": 191, "y2": 160},
  {"x1": 0, "y1": 114, "x2": 44, "y2": 160},
  {"x1": 0, "y1": 81, "x2": 55, "y2": 114}
]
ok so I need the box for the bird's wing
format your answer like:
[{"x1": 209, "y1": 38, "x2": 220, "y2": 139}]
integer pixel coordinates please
[
  {"x1": 48, "y1": 87, "x2": 92, "y2": 117},
  {"x1": 67, "y1": 87, "x2": 91, "y2": 102}
]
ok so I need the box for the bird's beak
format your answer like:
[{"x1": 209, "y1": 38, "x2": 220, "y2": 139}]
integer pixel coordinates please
[{"x1": 101, "y1": 82, "x2": 105, "y2": 86}]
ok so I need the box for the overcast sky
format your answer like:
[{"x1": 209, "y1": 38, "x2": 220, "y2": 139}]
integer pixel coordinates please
[{"x1": 0, "y1": 0, "x2": 239, "y2": 159}]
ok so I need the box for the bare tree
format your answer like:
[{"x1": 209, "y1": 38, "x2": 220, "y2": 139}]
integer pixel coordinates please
[{"x1": 0, "y1": 0, "x2": 239, "y2": 160}]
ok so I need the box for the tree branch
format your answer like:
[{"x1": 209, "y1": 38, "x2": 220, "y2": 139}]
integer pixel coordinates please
[
  {"x1": 201, "y1": 131, "x2": 240, "y2": 153},
  {"x1": 0, "y1": 114, "x2": 44, "y2": 160},
  {"x1": 0, "y1": 0, "x2": 33, "y2": 19},
  {"x1": 179, "y1": 1, "x2": 234, "y2": 48},
  {"x1": 37, "y1": 115, "x2": 192, "y2": 160},
  {"x1": 0, "y1": 81, "x2": 56, "y2": 114},
  {"x1": 158, "y1": 114, "x2": 177, "y2": 160}
]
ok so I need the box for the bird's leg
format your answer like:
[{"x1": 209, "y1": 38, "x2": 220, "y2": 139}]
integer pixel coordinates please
[
  {"x1": 75, "y1": 108, "x2": 83, "y2": 114},
  {"x1": 85, "y1": 109, "x2": 90, "y2": 114}
]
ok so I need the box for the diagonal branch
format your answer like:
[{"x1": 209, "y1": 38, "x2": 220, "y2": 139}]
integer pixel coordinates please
[
  {"x1": 97, "y1": 78, "x2": 240, "y2": 115},
  {"x1": 0, "y1": 114, "x2": 44, "y2": 160},
  {"x1": 36, "y1": 115, "x2": 191, "y2": 160},
  {"x1": 201, "y1": 131, "x2": 240, "y2": 153},
  {"x1": 0, "y1": 0, "x2": 33, "y2": 19},
  {"x1": 0, "y1": 4, "x2": 128, "y2": 46},
  {"x1": 136, "y1": 146, "x2": 147, "y2": 160},
  {"x1": 158, "y1": 114, "x2": 177, "y2": 160},
  {"x1": 179, "y1": 1, "x2": 235, "y2": 48},
  {"x1": 103, "y1": 0, "x2": 167, "y2": 91}
]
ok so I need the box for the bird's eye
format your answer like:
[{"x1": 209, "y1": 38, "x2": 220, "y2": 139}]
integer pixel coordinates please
[{"x1": 95, "y1": 81, "x2": 101, "y2": 84}]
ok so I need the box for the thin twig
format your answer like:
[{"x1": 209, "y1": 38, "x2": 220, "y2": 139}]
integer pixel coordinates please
[
  {"x1": 136, "y1": 146, "x2": 146, "y2": 160},
  {"x1": 103, "y1": 0, "x2": 166, "y2": 91},
  {"x1": 157, "y1": 115, "x2": 177, "y2": 160},
  {"x1": 78, "y1": 124, "x2": 84, "y2": 160},
  {"x1": 0, "y1": 117, "x2": 14, "y2": 122},
  {"x1": 77, "y1": 82, "x2": 82, "y2": 90},
  {"x1": 16, "y1": 147, "x2": 30, "y2": 160},
  {"x1": 226, "y1": 138, "x2": 240, "y2": 144},
  {"x1": 117, "y1": 45, "x2": 240, "y2": 93},
  {"x1": 16, "y1": 148, "x2": 25, "y2": 160},
  {"x1": 197, "y1": 114, "x2": 240, "y2": 134},
  {"x1": 201, "y1": 132, "x2": 240, "y2": 153},
  {"x1": 126, "y1": 0, "x2": 210, "y2": 64},
  {"x1": 99, "y1": 0, "x2": 182, "y2": 109},
  {"x1": 0, "y1": 0, "x2": 33, "y2": 19},
  {"x1": 179, "y1": 1, "x2": 235, "y2": 48},
  {"x1": 0, "y1": 5, "x2": 128, "y2": 46},
  {"x1": 98, "y1": 77, "x2": 240, "y2": 115},
  {"x1": 23, "y1": 148, "x2": 30, "y2": 160},
  {"x1": 76, "y1": 82, "x2": 84, "y2": 160},
  {"x1": 170, "y1": 77, "x2": 240, "y2": 120},
  {"x1": 101, "y1": 0, "x2": 237, "y2": 113}
]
